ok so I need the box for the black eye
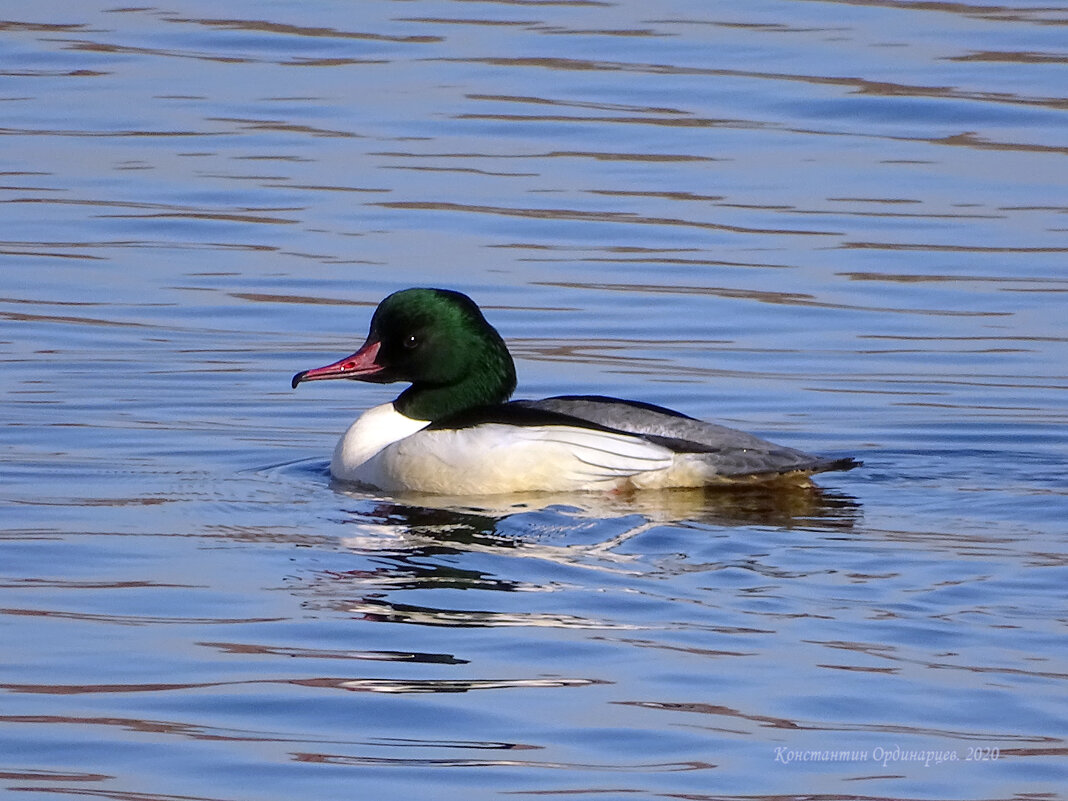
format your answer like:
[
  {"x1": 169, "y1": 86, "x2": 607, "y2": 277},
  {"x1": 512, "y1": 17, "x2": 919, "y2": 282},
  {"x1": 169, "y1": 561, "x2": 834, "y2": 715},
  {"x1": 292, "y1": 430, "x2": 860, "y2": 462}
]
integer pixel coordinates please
[{"x1": 403, "y1": 334, "x2": 419, "y2": 349}]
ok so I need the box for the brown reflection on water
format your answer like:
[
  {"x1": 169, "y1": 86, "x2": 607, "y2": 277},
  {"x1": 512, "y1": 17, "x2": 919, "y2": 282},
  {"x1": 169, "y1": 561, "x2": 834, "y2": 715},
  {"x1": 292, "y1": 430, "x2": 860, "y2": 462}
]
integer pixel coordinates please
[
  {"x1": 468, "y1": 93, "x2": 690, "y2": 116},
  {"x1": 588, "y1": 189, "x2": 726, "y2": 202},
  {"x1": 0, "y1": 21, "x2": 89, "y2": 33},
  {"x1": 0, "y1": 769, "x2": 110, "y2": 783},
  {"x1": 0, "y1": 310, "x2": 150, "y2": 328},
  {"x1": 385, "y1": 164, "x2": 539, "y2": 177},
  {"x1": 618, "y1": 700, "x2": 1062, "y2": 744},
  {"x1": 533, "y1": 26, "x2": 669, "y2": 39},
  {"x1": 843, "y1": 239, "x2": 1068, "y2": 253},
  {"x1": 520, "y1": 254, "x2": 795, "y2": 270},
  {"x1": 396, "y1": 17, "x2": 538, "y2": 29},
  {"x1": 455, "y1": 110, "x2": 765, "y2": 130},
  {"x1": 206, "y1": 116, "x2": 359, "y2": 138},
  {"x1": 600, "y1": 635, "x2": 757, "y2": 661},
  {"x1": 3, "y1": 196, "x2": 301, "y2": 218},
  {"x1": 258, "y1": 183, "x2": 389, "y2": 193},
  {"x1": 373, "y1": 201, "x2": 839, "y2": 237},
  {"x1": 451, "y1": 55, "x2": 1067, "y2": 111},
  {"x1": 18, "y1": 788, "x2": 234, "y2": 801},
  {"x1": 807, "y1": 0, "x2": 1066, "y2": 26},
  {"x1": 371, "y1": 149, "x2": 716, "y2": 163},
  {"x1": 0, "y1": 713, "x2": 287, "y2": 744},
  {"x1": 843, "y1": 271, "x2": 1068, "y2": 286},
  {"x1": 228, "y1": 292, "x2": 377, "y2": 306},
  {"x1": 810, "y1": 638, "x2": 1068, "y2": 682},
  {"x1": 0, "y1": 236, "x2": 277, "y2": 259},
  {"x1": 0, "y1": 121, "x2": 221, "y2": 137},
  {"x1": 949, "y1": 50, "x2": 1068, "y2": 64},
  {"x1": 494, "y1": 241, "x2": 796, "y2": 271},
  {"x1": 533, "y1": 280, "x2": 1012, "y2": 317},
  {"x1": 0, "y1": 578, "x2": 191, "y2": 590},
  {"x1": 1, "y1": 713, "x2": 539, "y2": 752},
  {"x1": 57, "y1": 38, "x2": 253, "y2": 65},
  {"x1": 161, "y1": 15, "x2": 443, "y2": 45},
  {"x1": 928, "y1": 131, "x2": 1068, "y2": 155},
  {"x1": 292, "y1": 750, "x2": 710, "y2": 771},
  {"x1": 510, "y1": 337, "x2": 685, "y2": 372},
  {"x1": 50, "y1": 17, "x2": 440, "y2": 69},
  {"x1": 0, "y1": 606, "x2": 284, "y2": 627},
  {"x1": 0, "y1": 67, "x2": 106, "y2": 78},
  {"x1": 98, "y1": 210, "x2": 300, "y2": 225}
]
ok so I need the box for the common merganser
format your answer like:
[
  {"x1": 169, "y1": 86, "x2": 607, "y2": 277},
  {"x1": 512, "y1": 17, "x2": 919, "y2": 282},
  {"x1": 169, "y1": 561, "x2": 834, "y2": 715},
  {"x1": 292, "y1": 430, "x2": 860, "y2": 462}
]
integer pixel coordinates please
[{"x1": 292, "y1": 288, "x2": 859, "y2": 494}]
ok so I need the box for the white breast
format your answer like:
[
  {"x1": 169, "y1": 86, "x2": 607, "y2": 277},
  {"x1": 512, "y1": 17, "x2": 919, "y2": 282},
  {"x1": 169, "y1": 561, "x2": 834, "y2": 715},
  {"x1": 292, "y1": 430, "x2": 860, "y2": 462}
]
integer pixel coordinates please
[{"x1": 330, "y1": 403, "x2": 430, "y2": 484}]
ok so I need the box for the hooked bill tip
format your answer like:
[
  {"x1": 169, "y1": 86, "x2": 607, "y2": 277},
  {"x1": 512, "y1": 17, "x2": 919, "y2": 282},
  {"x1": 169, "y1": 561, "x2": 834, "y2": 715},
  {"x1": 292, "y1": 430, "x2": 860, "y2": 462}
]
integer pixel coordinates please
[{"x1": 291, "y1": 371, "x2": 307, "y2": 390}]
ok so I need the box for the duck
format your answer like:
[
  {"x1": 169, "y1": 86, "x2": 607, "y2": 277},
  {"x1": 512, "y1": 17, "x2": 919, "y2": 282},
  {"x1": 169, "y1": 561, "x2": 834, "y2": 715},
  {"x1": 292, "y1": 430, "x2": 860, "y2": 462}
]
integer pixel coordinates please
[{"x1": 292, "y1": 288, "x2": 859, "y2": 495}]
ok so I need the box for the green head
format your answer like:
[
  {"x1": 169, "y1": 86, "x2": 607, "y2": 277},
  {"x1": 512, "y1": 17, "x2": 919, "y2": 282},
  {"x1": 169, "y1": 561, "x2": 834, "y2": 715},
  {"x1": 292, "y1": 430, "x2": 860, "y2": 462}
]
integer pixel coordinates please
[{"x1": 292, "y1": 288, "x2": 517, "y2": 421}]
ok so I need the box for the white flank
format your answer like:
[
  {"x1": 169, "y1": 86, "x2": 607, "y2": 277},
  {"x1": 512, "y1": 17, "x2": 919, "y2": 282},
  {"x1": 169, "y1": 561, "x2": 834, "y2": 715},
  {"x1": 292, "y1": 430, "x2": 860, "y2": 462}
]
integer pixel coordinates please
[
  {"x1": 329, "y1": 405, "x2": 724, "y2": 494},
  {"x1": 344, "y1": 422, "x2": 678, "y2": 494}
]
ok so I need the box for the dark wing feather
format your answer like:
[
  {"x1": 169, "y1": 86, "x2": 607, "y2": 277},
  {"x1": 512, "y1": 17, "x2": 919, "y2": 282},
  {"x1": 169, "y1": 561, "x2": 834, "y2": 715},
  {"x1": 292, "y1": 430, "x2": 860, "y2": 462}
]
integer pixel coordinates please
[{"x1": 513, "y1": 395, "x2": 860, "y2": 479}]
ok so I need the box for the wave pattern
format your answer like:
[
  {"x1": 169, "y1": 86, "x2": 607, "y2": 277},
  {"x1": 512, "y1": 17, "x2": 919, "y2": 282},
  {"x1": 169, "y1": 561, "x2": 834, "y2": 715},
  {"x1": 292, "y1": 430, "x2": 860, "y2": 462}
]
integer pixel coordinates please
[{"x1": 1, "y1": 1, "x2": 1065, "y2": 800}]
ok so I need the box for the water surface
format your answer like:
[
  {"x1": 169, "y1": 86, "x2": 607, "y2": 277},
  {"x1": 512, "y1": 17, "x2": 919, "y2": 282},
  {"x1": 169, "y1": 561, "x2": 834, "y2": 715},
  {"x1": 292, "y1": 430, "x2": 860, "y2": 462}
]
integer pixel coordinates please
[{"x1": 2, "y1": 2, "x2": 1066, "y2": 799}]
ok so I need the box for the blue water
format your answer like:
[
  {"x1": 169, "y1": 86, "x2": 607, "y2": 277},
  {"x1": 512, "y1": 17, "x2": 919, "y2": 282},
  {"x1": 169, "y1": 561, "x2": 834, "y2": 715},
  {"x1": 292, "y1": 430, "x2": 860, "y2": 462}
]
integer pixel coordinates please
[{"x1": 2, "y1": 2, "x2": 1066, "y2": 799}]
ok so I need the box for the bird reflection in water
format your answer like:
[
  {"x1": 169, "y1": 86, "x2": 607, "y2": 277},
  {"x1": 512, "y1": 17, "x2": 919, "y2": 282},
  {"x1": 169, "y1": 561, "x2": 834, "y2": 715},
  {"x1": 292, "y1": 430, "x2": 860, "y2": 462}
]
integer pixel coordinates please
[
  {"x1": 296, "y1": 484, "x2": 861, "y2": 640},
  {"x1": 336, "y1": 481, "x2": 861, "y2": 549}
]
